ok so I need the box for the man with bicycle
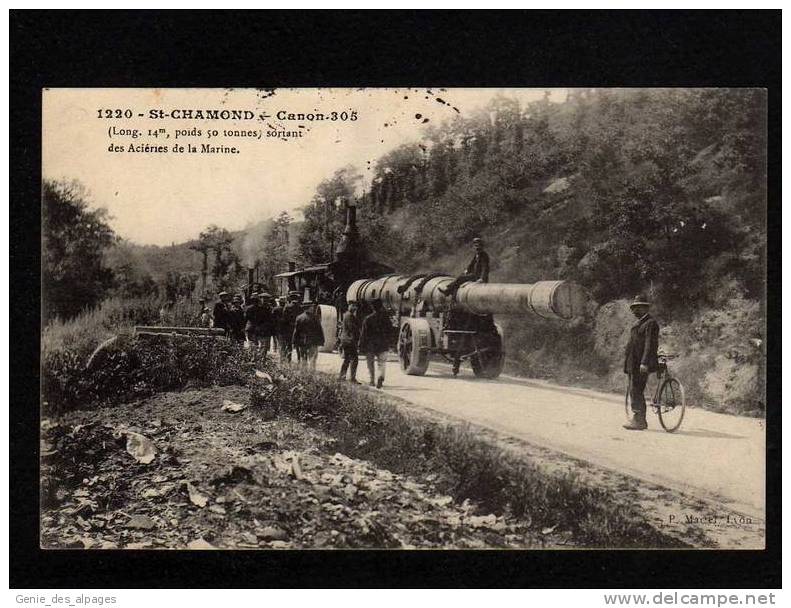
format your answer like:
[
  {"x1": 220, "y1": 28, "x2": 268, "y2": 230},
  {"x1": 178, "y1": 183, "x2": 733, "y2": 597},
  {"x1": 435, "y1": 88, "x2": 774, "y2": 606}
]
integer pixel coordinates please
[{"x1": 623, "y1": 294, "x2": 660, "y2": 431}]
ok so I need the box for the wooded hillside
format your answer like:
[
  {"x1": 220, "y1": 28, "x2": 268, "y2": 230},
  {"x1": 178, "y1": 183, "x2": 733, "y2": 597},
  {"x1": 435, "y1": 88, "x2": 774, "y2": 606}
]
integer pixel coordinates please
[
  {"x1": 302, "y1": 89, "x2": 765, "y2": 311},
  {"x1": 298, "y1": 89, "x2": 767, "y2": 414}
]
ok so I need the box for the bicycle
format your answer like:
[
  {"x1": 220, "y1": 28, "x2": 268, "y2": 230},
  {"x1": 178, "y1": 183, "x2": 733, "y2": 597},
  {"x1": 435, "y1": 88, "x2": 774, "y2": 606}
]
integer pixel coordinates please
[{"x1": 625, "y1": 352, "x2": 686, "y2": 433}]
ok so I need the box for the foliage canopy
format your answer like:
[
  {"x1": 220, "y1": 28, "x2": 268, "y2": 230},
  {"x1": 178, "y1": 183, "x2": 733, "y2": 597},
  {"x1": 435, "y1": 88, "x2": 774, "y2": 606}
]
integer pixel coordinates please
[{"x1": 43, "y1": 179, "x2": 117, "y2": 319}]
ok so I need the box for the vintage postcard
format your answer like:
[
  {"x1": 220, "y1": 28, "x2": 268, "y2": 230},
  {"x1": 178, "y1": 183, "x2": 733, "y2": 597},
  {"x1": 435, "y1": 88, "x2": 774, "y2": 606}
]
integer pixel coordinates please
[{"x1": 40, "y1": 87, "x2": 767, "y2": 551}]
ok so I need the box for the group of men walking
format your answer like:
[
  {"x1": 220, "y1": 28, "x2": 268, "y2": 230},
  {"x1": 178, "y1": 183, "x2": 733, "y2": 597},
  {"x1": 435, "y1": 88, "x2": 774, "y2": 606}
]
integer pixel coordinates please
[
  {"x1": 199, "y1": 286, "x2": 394, "y2": 384},
  {"x1": 205, "y1": 289, "x2": 324, "y2": 368}
]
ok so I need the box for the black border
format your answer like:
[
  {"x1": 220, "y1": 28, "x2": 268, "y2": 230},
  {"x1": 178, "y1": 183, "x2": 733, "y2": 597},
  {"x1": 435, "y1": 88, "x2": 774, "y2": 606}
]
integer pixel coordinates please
[{"x1": 10, "y1": 10, "x2": 781, "y2": 588}]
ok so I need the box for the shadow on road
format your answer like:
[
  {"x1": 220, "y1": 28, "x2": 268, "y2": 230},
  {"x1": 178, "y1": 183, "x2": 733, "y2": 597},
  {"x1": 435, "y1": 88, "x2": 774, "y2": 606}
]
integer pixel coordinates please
[
  {"x1": 670, "y1": 428, "x2": 746, "y2": 440},
  {"x1": 644, "y1": 428, "x2": 746, "y2": 440},
  {"x1": 424, "y1": 370, "x2": 624, "y2": 403}
]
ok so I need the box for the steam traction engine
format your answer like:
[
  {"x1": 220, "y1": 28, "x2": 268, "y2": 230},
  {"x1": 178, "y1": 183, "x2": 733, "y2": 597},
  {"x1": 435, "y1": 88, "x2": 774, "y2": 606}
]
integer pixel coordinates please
[
  {"x1": 270, "y1": 197, "x2": 587, "y2": 376},
  {"x1": 346, "y1": 275, "x2": 587, "y2": 378},
  {"x1": 273, "y1": 198, "x2": 393, "y2": 353}
]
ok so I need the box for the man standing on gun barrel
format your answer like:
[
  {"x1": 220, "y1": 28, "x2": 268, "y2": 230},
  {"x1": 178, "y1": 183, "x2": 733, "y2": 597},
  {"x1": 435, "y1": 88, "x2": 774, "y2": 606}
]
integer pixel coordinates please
[
  {"x1": 292, "y1": 300, "x2": 324, "y2": 370},
  {"x1": 338, "y1": 301, "x2": 361, "y2": 384},
  {"x1": 359, "y1": 299, "x2": 392, "y2": 388},
  {"x1": 623, "y1": 294, "x2": 660, "y2": 431},
  {"x1": 439, "y1": 237, "x2": 490, "y2": 297}
]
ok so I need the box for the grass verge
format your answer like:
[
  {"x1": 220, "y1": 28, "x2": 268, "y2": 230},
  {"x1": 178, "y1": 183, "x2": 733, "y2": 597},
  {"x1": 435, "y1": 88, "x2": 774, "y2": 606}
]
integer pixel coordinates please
[{"x1": 252, "y1": 363, "x2": 689, "y2": 548}]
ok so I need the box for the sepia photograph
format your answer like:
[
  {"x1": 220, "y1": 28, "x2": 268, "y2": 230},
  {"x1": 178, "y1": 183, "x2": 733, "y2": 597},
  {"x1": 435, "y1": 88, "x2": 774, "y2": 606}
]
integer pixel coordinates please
[{"x1": 39, "y1": 86, "x2": 767, "y2": 553}]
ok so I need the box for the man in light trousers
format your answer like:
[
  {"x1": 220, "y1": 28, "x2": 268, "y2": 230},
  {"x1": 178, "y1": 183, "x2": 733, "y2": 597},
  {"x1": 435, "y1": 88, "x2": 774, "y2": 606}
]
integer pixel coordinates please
[{"x1": 358, "y1": 299, "x2": 393, "y2": 388}]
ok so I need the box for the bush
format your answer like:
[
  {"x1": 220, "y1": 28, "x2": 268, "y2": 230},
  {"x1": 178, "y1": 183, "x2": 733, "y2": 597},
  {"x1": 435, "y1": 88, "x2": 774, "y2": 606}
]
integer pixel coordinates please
[
  {"x1": 43, "y1": 179, "x2": 116, "y2": 320},
  {"x1": 42, "y1": 335, "x2": 252, "y2": 416},
  {"x1": 41, "y1": 295, "x2": 249, "y2": 415}
]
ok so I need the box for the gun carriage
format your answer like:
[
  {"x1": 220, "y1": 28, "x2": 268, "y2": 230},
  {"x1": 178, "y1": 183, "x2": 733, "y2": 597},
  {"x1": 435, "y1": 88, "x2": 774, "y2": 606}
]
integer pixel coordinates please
[{"x1": 346, "y1": 275, "x2": 587, "y2": 378}]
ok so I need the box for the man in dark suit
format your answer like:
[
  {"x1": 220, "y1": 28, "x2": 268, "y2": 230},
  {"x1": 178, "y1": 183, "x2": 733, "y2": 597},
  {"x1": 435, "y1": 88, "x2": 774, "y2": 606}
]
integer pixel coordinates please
[
  {"x1": 439, "y1": 237, "x2": 490, "y2": 297},
  {"x1": 358, "y1": 299, "x2": 393, "y2": 388},
  {"x1": 623, "y1": 294, "x2": 660, "y2": 430},
  {"x1": 277, "y1": 292, "x2": 302, "y2": 364},
  {"x1": 244, "y1": 293, "x2": 272, "y2": 356},
  {"x1": 292, "y1": 301, "x2": 325, "y2": 370},
  {"x1": 228, "y1": 294, "x2": 246, "y2": 342},
  {"x1": 211, "y1": 291, "x2": 232, "y2": 336},
  {"x1": 338, "y1": 301, "x2": 362, "y2": 383}
]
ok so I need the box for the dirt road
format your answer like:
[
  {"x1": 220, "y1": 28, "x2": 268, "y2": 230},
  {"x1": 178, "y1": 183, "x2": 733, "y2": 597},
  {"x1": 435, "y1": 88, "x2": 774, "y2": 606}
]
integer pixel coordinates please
[{"x1": 315, "y1": 353, "x2": 765, "y2": 520}]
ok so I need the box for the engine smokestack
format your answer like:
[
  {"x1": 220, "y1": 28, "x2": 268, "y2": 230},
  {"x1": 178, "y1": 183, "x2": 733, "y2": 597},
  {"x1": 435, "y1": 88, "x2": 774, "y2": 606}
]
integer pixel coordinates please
[{"x1": 335, "y1": 198, "x2": 361, "y2": 262}]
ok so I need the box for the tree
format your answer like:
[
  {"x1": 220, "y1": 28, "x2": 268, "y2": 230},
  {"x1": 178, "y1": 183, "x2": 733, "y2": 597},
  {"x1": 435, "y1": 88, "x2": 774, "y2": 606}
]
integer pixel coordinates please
[
  {"x1": 102, "y1": 240, "x2": 160, "y2": 299},
  {"x1": 188, "y1": 240, "x2": 211, "y2": 293},
  {"x1": 298, "y1": 167, "x2": 361, "y2": 264},
  {"x1": 194, "y1": 225, "x2": 239, "y2": 291},
  {"x1": 258, "y1": 211, "x2": 293, "y2": 289},
  {"x1": 111, "y1": 262, "x2": 159, "y2": 299},
  {"x1": 42, "y1": 179, "x2": 117, "y2": 319},
  {"x1": 369, "y1": 144, "x2": 425, "y2": 211}
]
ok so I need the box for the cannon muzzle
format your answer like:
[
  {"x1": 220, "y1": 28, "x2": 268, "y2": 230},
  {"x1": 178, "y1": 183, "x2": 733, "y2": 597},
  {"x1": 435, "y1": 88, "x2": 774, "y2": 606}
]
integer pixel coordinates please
[{"x1": 346, "y1": 275, "x2": 587, "y2": 320}]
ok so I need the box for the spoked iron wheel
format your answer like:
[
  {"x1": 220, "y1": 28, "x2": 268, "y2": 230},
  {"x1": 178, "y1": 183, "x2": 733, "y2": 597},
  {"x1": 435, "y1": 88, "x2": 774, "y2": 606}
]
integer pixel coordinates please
[
  {"x1": 656, "y1": 377, "x2": 686, "y2": 433},
  {"x1": 470, "y1": 332, "x2": 504, "y2": 379},
  {"x1": 399, "y1": 323, "x2": 413, "y2": 371}
]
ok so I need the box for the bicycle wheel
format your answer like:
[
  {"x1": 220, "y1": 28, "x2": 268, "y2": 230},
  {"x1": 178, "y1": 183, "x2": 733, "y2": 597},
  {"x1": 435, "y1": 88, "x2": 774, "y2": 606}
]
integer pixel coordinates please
[{"x1": 656, "y1": 377, "x2": 686, "y2": 433}]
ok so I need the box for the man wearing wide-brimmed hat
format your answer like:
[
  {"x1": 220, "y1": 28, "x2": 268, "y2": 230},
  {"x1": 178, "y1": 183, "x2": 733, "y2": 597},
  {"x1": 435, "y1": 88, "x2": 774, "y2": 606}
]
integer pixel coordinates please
[{"x1": 623, "y1": 294, "x2": 660, "y2": 431}]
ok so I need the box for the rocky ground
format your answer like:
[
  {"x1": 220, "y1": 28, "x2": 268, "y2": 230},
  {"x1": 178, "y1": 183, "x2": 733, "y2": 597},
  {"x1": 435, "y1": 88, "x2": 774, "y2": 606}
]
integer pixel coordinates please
[{"x1": 40, "y1": 386, "x2": 568, "y2": 550}]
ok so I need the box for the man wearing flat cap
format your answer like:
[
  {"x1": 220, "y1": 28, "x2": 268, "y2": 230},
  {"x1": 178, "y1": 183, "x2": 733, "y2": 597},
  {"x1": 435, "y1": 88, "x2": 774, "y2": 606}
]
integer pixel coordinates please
[
  {"x1": 257, "y1": 292, "x2": 276, "y2": 357},
  {"x1": 244, "y1": 294, "x2": 268, "y2": 355},
  {"x1": 212, "y1": 291, "x2": 232, "y2": 336},
  {"x1": 358, "y1": 299, "x2": 393, "y2": 388},
  {"x1": 439, "y1": 237, "x2": 490, "y2": 297},
  {"x1": 623, "y1": 294, "x2": 660, "y2": 431},
  {"x1": 228, "y1": 294, "x2": 246, "y2": 342},
  {"x1": 277, "y1": 291, "x2": 302, "y2": 363},
  {"x1": 292, "y1": 300, "x2": 324, "y2": 370}
]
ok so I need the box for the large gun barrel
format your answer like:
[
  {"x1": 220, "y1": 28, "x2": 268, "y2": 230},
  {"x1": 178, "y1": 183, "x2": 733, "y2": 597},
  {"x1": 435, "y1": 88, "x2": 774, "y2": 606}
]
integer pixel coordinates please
[{"x1": 346, "y1": 275, "x2": 587, "y2": 320}]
